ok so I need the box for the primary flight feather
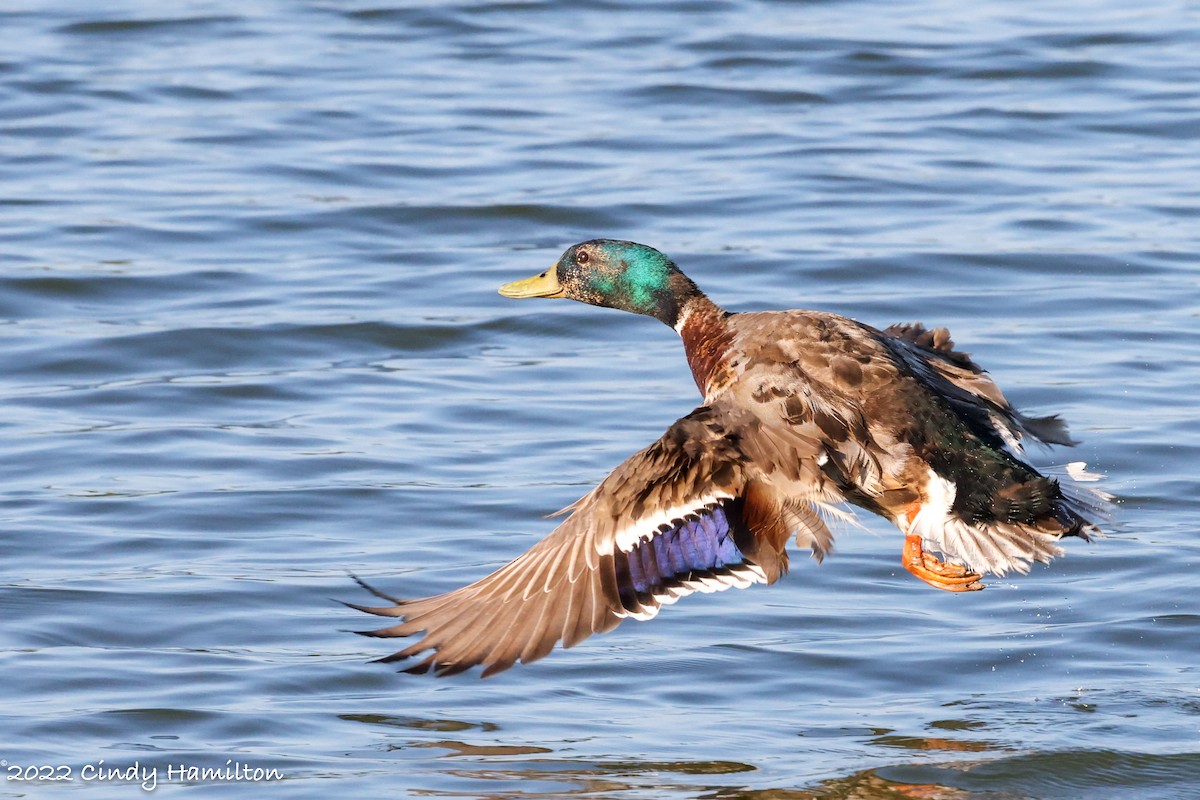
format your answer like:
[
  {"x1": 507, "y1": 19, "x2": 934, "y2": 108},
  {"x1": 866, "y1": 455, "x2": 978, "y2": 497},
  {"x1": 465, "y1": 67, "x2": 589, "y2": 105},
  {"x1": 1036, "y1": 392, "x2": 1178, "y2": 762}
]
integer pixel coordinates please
[{"x1": 347, "y1": 240, "x2": 1110, "y2": 677}]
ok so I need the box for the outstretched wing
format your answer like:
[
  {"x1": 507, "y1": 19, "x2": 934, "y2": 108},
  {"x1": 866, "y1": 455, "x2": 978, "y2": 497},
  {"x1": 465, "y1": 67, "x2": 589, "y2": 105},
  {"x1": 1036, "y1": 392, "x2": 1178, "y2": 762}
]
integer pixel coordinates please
[{"x1": 347, "y1": 402, "x2": 825, "y2": 677}]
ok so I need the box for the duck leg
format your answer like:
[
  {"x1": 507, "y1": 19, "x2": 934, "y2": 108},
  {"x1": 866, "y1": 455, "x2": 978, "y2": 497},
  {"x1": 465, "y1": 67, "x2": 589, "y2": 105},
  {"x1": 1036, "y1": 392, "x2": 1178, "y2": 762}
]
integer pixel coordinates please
[
  {"x1": 902, "y1": 533, "x2": 984, "y2": 591},
  {"x1": 897, "y1": 502, "x2": 983, "y2": 591}
]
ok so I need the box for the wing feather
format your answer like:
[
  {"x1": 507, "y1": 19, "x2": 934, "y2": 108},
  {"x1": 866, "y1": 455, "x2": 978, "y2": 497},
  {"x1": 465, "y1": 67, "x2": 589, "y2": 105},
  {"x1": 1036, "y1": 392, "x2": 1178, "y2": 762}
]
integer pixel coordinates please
[
  {"x1": 349, "y1": 402, "x2": 823, "y2": 676},
  {"x1": 882, "y1": 322, "x2": 1075, "y2": 451}
]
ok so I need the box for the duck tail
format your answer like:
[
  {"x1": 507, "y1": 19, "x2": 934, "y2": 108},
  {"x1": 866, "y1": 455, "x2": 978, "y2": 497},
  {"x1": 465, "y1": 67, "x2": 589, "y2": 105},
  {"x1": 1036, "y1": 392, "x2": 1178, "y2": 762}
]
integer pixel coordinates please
[
  {"x1": 1015, "y1": 411, "x2": 1077, "y2": 447},
  {"x1": 1053, "y1": 462, "x2": 1116, "y2": 541}
]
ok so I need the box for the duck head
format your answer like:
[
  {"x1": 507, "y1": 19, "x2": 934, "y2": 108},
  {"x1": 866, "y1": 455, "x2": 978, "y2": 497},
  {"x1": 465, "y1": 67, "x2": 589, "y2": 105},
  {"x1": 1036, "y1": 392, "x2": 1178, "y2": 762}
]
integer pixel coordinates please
[{"x1": 499, "y1": 239, "x2": 699, "y2": 327}]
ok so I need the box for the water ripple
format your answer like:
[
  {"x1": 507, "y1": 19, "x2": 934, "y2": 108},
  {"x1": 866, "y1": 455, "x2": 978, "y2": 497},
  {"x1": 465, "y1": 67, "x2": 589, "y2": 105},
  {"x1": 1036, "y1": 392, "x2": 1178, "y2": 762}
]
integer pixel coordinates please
[{"x1": 1, "y1": 1, "x2": 1197, "y2": 797}]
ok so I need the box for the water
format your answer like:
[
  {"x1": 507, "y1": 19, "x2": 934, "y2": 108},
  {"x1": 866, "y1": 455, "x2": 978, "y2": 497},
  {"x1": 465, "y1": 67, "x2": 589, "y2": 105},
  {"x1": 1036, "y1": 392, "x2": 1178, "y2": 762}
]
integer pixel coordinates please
[{"x1": 2, "y1": 1, "x2": 1198, "y2": 797}]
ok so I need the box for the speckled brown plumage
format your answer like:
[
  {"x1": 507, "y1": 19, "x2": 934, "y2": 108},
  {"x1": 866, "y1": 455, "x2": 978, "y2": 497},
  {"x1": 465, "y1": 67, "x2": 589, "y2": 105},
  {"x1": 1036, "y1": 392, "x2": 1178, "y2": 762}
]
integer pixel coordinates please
[{"x1": 348, "y1": 240, "x2": 1111, "y2": 676}]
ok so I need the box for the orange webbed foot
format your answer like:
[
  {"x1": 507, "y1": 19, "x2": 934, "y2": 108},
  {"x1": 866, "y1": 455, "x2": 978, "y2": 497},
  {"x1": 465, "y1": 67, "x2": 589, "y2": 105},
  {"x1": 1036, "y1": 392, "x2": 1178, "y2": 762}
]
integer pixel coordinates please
[{"x1": 902, "y1": 533, "x2": 984, "y2": 592}]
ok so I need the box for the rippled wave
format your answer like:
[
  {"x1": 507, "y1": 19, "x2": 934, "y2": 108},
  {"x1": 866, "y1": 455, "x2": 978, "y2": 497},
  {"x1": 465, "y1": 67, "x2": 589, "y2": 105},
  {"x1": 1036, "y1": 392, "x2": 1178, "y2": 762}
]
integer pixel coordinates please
[{"x1": 2, "y1": 1, "x2": 1197, "y2": 797}]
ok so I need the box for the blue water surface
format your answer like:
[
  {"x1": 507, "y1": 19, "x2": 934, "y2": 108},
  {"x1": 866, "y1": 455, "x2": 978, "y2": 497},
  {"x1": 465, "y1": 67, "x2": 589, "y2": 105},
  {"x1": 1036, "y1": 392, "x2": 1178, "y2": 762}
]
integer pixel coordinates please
[{"x1": 2, "y1": 1, "x2": 1198, "y2": 798}]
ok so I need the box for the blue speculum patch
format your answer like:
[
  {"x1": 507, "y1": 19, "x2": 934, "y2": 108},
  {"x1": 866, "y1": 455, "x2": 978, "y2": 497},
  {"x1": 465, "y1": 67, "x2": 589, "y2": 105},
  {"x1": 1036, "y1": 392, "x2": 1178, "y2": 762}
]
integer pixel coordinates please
[{"x1": 626, "y1": 505, "x2": 743, "y2": 593}]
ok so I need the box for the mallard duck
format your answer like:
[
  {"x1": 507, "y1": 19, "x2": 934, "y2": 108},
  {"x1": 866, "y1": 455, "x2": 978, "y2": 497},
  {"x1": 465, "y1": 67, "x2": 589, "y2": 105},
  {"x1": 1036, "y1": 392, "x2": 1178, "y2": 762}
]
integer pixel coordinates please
[{"x1": 349, "y1": 239, "x2": 1109, "y2": 676}]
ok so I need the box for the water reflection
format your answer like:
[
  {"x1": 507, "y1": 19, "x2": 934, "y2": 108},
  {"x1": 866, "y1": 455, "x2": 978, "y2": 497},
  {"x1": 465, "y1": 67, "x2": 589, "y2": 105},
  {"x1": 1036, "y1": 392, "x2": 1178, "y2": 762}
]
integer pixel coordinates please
[
  {"x1": 339, "y1": 710, "x2": 1200, "y2": 797},
  {"x1": 344, "y1": 713, "x2": 1000, "y2": 799},
  {"x1": 422, "y1": 753, "x2": 981, "y2": 800},
  {"x1": 707, "y1": 771, "x2": 981, "y2": 799}
]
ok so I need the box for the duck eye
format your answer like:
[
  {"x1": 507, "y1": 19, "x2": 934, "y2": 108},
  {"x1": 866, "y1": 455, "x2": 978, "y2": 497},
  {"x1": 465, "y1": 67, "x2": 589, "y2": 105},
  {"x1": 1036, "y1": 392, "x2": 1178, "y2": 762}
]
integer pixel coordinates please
[{"x1": 576, "y1": 250, "x2": 590, "y2": 265}]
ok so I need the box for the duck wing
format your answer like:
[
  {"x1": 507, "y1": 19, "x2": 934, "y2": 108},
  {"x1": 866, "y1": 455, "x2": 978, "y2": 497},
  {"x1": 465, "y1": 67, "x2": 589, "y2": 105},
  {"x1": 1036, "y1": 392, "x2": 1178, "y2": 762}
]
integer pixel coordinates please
[
  {"x1": 881, "y1": 322, "x2": 1075, "y2": 451},
  {"x1": 347, "y1": 401, "x2": 829, "y2": 677}
]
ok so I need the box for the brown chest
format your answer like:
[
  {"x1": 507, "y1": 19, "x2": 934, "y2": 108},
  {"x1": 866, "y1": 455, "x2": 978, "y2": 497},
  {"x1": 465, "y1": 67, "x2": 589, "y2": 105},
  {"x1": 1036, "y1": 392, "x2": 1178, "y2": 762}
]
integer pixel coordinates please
[{"x1": 678, "y1": 303, "x2": 737, "y2": 397}]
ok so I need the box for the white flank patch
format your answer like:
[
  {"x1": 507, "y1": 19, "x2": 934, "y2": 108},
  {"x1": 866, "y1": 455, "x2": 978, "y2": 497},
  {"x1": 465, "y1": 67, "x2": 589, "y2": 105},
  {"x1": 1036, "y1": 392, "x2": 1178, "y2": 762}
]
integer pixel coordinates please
[
  {"x1": 906, "y1": 469, "x2": 957, "y2": 536},
  {"x1": 610, "y1": 493, "x2": 735, "y2": 553},
  {"x1": 905, "y1": 468, "x2": 962, "y2": 563},
  {"x1": 906, "y1": 467, "x2": 1062, "y2": 576}
]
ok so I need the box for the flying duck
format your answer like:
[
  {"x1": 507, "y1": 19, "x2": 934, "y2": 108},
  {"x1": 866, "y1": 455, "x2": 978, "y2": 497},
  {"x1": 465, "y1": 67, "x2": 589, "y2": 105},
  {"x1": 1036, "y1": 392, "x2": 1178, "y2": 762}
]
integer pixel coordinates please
[{"x1": 348, "y1": 239, "x2": 1109, "y2": 676}]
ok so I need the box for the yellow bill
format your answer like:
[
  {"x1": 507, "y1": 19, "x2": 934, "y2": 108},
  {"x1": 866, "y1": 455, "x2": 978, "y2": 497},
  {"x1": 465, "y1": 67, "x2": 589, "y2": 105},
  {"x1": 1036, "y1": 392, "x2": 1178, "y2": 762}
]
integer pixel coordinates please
[{"x1": 498, "y1": 265, "x2": 564, "y2": 298}]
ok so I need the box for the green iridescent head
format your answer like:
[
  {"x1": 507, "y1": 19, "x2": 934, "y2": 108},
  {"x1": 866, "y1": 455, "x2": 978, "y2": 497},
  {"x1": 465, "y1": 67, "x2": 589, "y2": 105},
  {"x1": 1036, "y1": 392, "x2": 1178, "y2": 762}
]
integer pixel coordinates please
[{"x1": 499, "y1": 240, "x2": 696, "y2": 326}]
